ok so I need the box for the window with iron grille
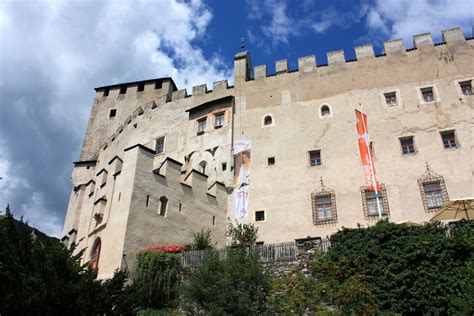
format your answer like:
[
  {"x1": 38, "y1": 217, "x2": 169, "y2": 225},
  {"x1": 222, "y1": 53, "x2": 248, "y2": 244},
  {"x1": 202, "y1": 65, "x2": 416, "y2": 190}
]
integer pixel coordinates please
[
  {"x1": 400, "y1": 136, "x2": 415, "y2": 154},
  {"x1": 155, "y1": 136, "x2": 165, "y2": 154},
  {"x1": 308, "y1": 150, "x2": 321, "y2": 166},
  {"x1": 384, "y1": 92, "x2": 398, "y2": 107},
  {"x1": 418, "y1": 165, "x2": 449, "y2": 212},
  {"x1": 255, "y1": 210, "x2": 265, "y2": 222},
  {"x1": 459, "y1": 80, "x2": 472, "y2": 95},
  {"x1": 440, "y1": 130, "x2": 457, "y2": 149},
  {"x1": 214, "y1": 112, "x2": 224, "y2": 127},
  {"x1": 361, "y1": 184, "x2": 389, "y2": 218},
  {"x1": 311, "y1": 181, "x2": 337, "y2": 225}
]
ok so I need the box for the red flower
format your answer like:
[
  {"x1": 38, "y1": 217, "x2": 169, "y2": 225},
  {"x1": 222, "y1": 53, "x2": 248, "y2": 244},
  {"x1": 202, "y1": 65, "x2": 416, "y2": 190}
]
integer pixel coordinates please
[{"x1": 143, "y1": 244, "x2": 186, "y2": 253}]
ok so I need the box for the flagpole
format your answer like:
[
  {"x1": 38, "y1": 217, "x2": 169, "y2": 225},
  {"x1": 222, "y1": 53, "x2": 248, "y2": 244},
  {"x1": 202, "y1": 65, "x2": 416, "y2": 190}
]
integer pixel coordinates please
[{"x1": 359, "y1": 104, "x2": 382, "y2": 219}]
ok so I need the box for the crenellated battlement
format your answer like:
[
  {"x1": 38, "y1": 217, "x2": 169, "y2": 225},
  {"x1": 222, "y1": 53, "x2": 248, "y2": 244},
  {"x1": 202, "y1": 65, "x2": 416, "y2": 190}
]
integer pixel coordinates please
[{"x1": 249, "y1": 27, "x2": 469, "y2": 79}]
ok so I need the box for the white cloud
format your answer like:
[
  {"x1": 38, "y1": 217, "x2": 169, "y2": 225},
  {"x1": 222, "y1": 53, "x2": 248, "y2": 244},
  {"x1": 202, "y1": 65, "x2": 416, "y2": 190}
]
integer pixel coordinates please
[
  {"x1": 366, "y1": 0, "x2": 474, "y2": 46},
  {"x1": 0, "y1": 0, "x2": 230, "y2": 237}
]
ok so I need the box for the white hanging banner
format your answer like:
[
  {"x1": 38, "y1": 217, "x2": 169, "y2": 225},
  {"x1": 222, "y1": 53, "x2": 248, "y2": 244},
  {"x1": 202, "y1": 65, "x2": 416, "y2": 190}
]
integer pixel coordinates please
[{"x1": 233, "y1": 140, "x2": 251, "y2": 219}]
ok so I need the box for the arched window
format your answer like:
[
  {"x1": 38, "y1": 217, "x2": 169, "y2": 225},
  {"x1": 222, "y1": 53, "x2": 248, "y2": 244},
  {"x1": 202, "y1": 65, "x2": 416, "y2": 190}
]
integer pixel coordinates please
[
  {"x1": 199, "y1": 161, "x2": 207, "y2": 174},
  {"x1": 321, "y1": 105, "x2": 331, "y2": 117},
  {"x1": 91, "y1": 238, "x2": 101, "y2": 271},
  {"x1": 159, "y1": 196, "x2": 168, "y2": 217},
  {"x1": 263, "y1": 115, "x2": 273, "y2": 126}
]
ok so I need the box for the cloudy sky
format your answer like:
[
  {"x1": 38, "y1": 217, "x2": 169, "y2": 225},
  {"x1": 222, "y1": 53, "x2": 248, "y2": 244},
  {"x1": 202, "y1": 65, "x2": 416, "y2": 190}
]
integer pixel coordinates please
[{"x1": 0, "y1": 0, "x2": 472, "y2": 237}]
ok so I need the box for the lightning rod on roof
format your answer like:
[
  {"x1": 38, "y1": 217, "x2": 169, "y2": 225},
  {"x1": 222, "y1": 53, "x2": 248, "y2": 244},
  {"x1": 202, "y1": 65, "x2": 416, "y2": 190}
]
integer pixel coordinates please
[{"x1": 241, "y1": 37, "x2": 245, "y2": 50}]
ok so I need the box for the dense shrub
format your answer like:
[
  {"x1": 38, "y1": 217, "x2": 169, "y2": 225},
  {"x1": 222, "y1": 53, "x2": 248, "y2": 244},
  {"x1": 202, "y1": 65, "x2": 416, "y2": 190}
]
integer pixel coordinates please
[{"x1": 322, "y1": 219, "x2": 473, "y2": 314}]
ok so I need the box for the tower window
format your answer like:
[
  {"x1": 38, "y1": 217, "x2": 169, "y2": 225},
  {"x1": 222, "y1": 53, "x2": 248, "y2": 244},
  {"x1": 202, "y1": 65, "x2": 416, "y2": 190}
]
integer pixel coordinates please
[
  {"x1": 263, "y1": 115, "x2": 273, "y2": 126},
  {"x1": 459, "y1": 80, "x2": 472, "y2": 95},
  {"x1": 384, "y1": 92, "x2": 397, "y2": 107},
  {"x1": 399, "y1": 136, "x2": 415, "y2": 154},
  {"x1": 155, "y1": 136, "x2": 165, "y2": 154},
  {"x1": 321, "y1": 105, "x2": 331, "y2": 116},
  {"x1": 421, "y1": 87, "x2": 434, "y2": 102},
  {"x1": 308, "y1": 150, "x2": 321, "y2": 166},
  {"x1": 222, "y1": 163, "x2": 227, "y2": 171},
  {"x1": 440, "y1": 130, "x2": 457, "y2": 149},
  {"x1": 137, "y1": 83, "x2": 145, "y2": 92},
  {"x1": 109, "y1": 109, "x2": 117, "y2": 118},
  {"x1": 267, "y1": 157, "x2": 275, "y2": 166},
  {"x1": 146, "y1": 195, "x2": 150, "y2": 208},
  {"x1": 103, "y1": 88, "x2": 109, "y2": 97},
  {"x1": 197, "y1": 118, "x2": 206, "y2": 134},
  {"x1": 119, "y1": 85, "x2": 127, "y2": 94},
  {"x1": 255, "y1": 211, "x2": 265, "y2": 222},
  {"x1": 214, "y1": 112, "x2": 224, "y2": 128},
  {"x1": 159, "y1": 196, "x2": 168, "y2": 217}
]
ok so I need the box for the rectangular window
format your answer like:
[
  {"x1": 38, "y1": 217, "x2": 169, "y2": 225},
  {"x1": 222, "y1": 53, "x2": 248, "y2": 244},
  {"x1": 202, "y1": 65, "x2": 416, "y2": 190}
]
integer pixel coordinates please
[
  {"x1": 119, "y1": 85, "x2": 127, "y2": 94},
  {"x1": 109, "y1": 109, "x2": 117, "y2": 118},
  {"x1": 361, "y1": 185, "x2": 389, "y2": 218},
  {"x1": 459, "y1": 80, "x2": 472, "y2": 95},
  {"x1": 421, "y1": 87, "x2": 434, "y2": 102},
  {"x1": 267, "y1": 157, "x2": 275, "y2": 166},
  {"x1": 103, "y1": 88, "x2": 109, "y2": 97},
  {"x1": 440, "y1": 130, "x2": 457, "y2": 149},
  {"x1": 423, "y1": 182, "x2": 444, "y2": 209},
  {"x1": 384, "y1": 92, "x2": 397, "y2": 107},
  {"x1": 137, "y1": 83, "x2": 145, "y2": 92},
  {"x1": 400, "y1": 136, "x2": 415, "y2": 154},
  {"x1": 155, "y1": 81, "x2": 162, "y2": 89},
  {"x1": 197, "y1": 118, "x2": 206, "y2": 134},
  {"x1": 309, "y1": 150, "x2": 321, "y2": 166},
  {"x1": 221, "y1": 163, "x2": 227, "y2": 171},
  {"x1": 255, "y1": 211, "x2": 265, "y2": 222},
  {"x1": 214, "y1": 113, "x2": 224, "y2": 128},
  {"x1": 315, "y1": 195, "x2": 333, "y2": 220},
  {"x1": 155, "y1": 136, "x2": 165, "y2": 154}
]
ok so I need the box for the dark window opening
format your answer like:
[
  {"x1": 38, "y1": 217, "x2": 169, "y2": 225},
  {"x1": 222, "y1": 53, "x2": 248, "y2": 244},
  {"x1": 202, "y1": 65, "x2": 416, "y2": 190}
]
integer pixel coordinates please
[
  {"x1": 255, "y1": 211, "x2": 265, "y2": 222},
  {"x1": 103, "y1": 88, "x2": 109, "y2": 97},
  {"x1": 321, "y1": 105, "x2": 331, "y2": 116},
  {"x1": 440, "y1": 130, "x2": 457, "y2": 149},
  {"x1": 155, "y1": 136, "x2": 165, "y2": 154},
  {"x1": 267, "y1": 157, "x2": 275, "y2": 166},
  {"x1": 137, "y1": 83, "x2": 145, "y2": 92},
  {"x1": 109, "y1": 109, "x2": 117, "y2": 118},
  {"x1": 212, "y1": 216, "x2": 216, "y2": 226},
  {"x1": 146, "y1": 195, "x2": 150, "y2": 208},
  {"x1": 460, "y1": 80, "x2": 472, "y2": 95},
  {"x1": 384, "y1": 92, "x2": 397, "y2": 107},
  {"x1": 400, "y1": 137, "x2": 415, "y2": 154},
  {"x1": 119, "y1": 85, "x2": 127, "y2": 94},
  {"x1": 309, "y1": 150, "x2": 321, "y2": 166},
  {"x1": 155, "y1": 80, "x2": 162, "y2": 89},
  {"x1": 264, "y1": 115, "x2": 273, "y2": 126},
  {"x1": 159, "y1": 196, "x2": 168, "y2": 217},
  {"x1": 222, "y1": 163, "x2": 227, "y2": 171},
  {"x1": 421, "y1": 87, "x2": 434, "y2": 102},
  {"x1": 178, "y1": 202, "x2": 182, "y2": 212},
  {"x1": 197, "y1": 118, "x2": 206, "y2": 134}
]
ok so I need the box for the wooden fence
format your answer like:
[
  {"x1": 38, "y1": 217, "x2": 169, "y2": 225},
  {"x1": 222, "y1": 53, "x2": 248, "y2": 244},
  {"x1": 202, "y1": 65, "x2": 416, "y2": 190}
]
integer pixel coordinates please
[{"x1": 181, "y1": 239, "x2": 331, "y2": 267}]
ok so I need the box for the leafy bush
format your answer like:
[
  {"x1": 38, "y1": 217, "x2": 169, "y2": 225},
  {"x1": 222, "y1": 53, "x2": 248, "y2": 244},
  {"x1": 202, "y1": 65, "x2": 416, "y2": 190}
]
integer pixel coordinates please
[
  {"x1": 191, "y1": 228, "x2": 213, "y2": 250},
  {"x1": 182, "y1": 247, "x2": 270, "y2": 314},
  {"x1": 321, "y1": 219, "x2": 473, "y2": 314},
  {"x1": 226, "y1": 220, "x2": 258, "y2": 246}
]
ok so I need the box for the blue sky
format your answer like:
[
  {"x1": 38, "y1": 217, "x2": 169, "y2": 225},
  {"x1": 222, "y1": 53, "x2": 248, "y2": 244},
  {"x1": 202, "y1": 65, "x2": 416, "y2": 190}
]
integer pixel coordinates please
[{"x1": 0, "y1": 0, "x2": 472, "y2": 237}]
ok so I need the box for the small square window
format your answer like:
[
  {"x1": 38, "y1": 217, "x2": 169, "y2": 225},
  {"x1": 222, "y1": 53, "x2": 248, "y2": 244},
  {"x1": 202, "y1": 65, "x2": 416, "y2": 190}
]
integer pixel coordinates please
[
  {"x1": 137, "y1": 83, "x2": 145, "y2": 92},
  {"x1": 421, "y1": 87, "x2": 434, "y2": 102},
  {"x1": 155, "y1": 136, "x2": 165, "y2": 154},
  {"x1": 197, "y1": 118, "x2": 206, "y2": 134},
  {"x1": 155, "y1": 81, "x2": 162, "y2": 89},
  {"x1": 221, "y1": 163, "x2": 227, "y2": 171},
  {"x1": 384, "y1": 92, "x2": 397, "y2": 107},
  {"x1": 459, "y1": 80, "x2": 472, "y2": 96},
  {"x1": 399, "y1": 136, "x2": 415, "y2": 154},
  {"x1": 109, "y1": 109, "x2": 117, "y2": 118},
  {"x1": 309, "y1": 150, "x2": 321, "y2": 166},
  {"x1": 255, "y1": 211, "x2": 265, "y2": 222},
  {"x1": 440, "y1": 130, "x2": 457, "y2": 149},
  {"x1": 267, "y1": 157, "x2": 275, "y2": 166},
  {"x1": 119, "y1": 85, "x2": 127, "y2": 94},
  {"x1": 103, "y1": 88, "x2": 109, "y2": 97},
  {"x1": 215, "y1": 113, "x2": 224, "y2": 128}
]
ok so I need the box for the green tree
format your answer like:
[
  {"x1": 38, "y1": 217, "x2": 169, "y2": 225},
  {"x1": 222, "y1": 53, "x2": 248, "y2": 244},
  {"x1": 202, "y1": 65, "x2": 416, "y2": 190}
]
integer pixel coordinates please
[
  {"x1": 191, "y1": 228, "x2": 213, "y2": 250},
  {"x1": 226, "y1": 220, "x2": 258, "y2": 246}
]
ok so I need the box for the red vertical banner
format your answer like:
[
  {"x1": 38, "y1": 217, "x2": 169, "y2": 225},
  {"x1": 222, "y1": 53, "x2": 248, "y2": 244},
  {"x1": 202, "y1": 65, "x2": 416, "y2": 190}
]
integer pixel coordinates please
[{"x1": 355, "y1": 109, "x2": 380, "y2": 192}]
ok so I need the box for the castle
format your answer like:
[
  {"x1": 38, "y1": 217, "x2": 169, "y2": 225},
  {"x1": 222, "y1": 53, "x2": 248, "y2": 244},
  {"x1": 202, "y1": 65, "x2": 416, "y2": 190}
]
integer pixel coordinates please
[{"x1": 62, "y1": 27, "x2": 473, "y2": 279}]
